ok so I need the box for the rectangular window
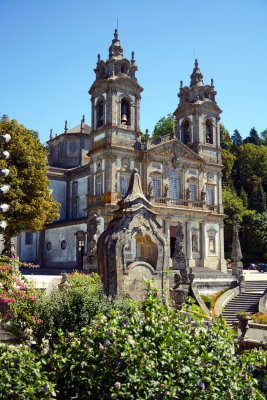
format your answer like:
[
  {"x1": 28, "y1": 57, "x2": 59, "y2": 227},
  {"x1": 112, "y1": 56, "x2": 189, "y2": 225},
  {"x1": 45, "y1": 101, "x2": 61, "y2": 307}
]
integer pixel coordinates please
[
  {"x1": 152, "y1": 179, "x2": 160, "y2": 196},
  {"x1": 121, "y1": 176, "x2": 129, "y2": 195},
  {"x1": 95, "y1": 175, "x2": 103, "y2": 196},
  {"x1": 25, "y1": 232, "x2": 33, "y2": 245},
  {"x1": 169, "y1": 171, "x2": 179, "y2": 199},
  {"x1": 189, "y1": 184, "x2": 196, "y2": 201},
  {"x1": 207, "y1": 187, "x2": 214, "y2": 205},
  {"x1": 72, "y1": 181, "x2": 78, "y2": 196}
]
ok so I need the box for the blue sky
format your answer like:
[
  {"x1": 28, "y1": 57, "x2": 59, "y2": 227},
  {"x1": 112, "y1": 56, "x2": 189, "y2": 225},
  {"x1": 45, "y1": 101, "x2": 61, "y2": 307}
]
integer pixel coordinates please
[{"x1": 1, "y1": 0, "x2": 266, "y2": 143}]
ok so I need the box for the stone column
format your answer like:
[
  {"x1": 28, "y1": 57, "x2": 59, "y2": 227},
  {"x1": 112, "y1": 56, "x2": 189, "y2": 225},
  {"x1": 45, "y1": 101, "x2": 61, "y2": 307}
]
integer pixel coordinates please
[
  {"x1": 164, "y1": 220, "x2": 170, "y2": 236},
  {"x1": 135, "y1": 95, "x2": 141, "y2": 131},
  {"x1": 219, "y1": 223, "x2": 227, "y2": 272},
  {"x1": 201, "y1": 222, "x2": 207, "y2": 263},
  {"x1": 186, "y1": 222, "x2": 192, "y2": 260}
]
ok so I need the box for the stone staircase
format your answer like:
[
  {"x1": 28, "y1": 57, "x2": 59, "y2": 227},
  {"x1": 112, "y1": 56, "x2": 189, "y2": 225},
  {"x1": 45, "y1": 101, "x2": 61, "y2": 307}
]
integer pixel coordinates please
[{"x1": 222, "y1": 281, "x2": 267, "y2": 326}]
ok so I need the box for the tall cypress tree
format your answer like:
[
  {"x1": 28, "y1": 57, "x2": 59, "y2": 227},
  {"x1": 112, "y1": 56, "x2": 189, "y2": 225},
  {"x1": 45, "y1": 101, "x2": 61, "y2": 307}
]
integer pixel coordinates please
[
  {"x1": 249, "y1": 182, "x2": 266, "y2": 212},
  {"x1": 231, "y1": 129, "x2": 243, "y2": 147}
]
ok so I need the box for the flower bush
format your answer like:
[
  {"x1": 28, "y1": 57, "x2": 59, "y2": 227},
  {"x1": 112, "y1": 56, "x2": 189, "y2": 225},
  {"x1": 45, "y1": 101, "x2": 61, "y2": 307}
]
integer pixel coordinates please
[
  {"x1": 0, "y1": 262, "x2": 40, "y2": 338},
  {"x1": 251, "y1": 313, "x2": 267, "y2": 325},
  {"x1": 0, "y1": 270, "x2": 266, "y2": 399}
]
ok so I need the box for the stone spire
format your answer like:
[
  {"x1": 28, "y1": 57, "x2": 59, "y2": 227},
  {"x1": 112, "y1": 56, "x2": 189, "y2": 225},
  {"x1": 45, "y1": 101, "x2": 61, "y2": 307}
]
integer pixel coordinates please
[
  {"x1": 81, "y1": 115, "x2": 85, "y2": 133},
  {"x1": 190, "y1": 59, "x2": 204, "y2": 87},
  {"x1": 108, "y1": 29, "x2": 123, "y2": 60}
]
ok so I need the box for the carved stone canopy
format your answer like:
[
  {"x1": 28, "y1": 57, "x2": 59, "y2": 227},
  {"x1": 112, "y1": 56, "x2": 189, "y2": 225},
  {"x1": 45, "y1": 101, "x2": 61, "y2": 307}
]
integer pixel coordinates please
[{"x1": 97, "y1": 169, "x2": 169, "y2": 300}]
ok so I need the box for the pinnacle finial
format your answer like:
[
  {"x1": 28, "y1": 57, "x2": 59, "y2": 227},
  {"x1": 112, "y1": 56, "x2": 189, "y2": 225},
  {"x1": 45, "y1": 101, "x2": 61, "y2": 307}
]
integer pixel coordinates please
[
  {"x1": 180, "y1": 80, "x2": 183, "y2": 89},
  {"x1": 97, "y1": 54, "x2": 100, "y2": 62},
  {"x1": 114, "y1": 29, "x2": 118, "y2": 39},
  {"x1": 50, "y1": 129, "x2": 53, "y2": 139},
  {"x1": 211, "y1": 78, "x2": 214, "y2": 86},
  {"x1": 190, "y1": 58, "x2": 203, "y2": 87},
  {"x1": 81, "y1": 115, "x2": 85, "y2": 133},
  {"x1": 64, "y1": 120, "x2": 68, "y2": 133}
]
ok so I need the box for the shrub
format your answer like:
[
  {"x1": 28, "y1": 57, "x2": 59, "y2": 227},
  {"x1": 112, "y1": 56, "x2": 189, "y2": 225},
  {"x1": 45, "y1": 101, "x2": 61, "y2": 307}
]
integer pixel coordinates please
[
  {"x1": 0, "y1": 343, "x2": 56, "y2": 399},
  {"x1": 28, "y1": 271, "x2": 132, "y2": 345},
  {"x1": 45, "y1": 290, "x2": 265, "y2": 399},
  {"x1": 0, "y1": 262, "x2": 40, "y2": 338},
  {"x1": 201, "y1": 294, "x2": 212, "y2": 309},
  {"x1": 251, "y1": 313, "x2": 267, "y2": 324},
  {"x1": 0, "y1": 285, "x2": 266, "y2": 399}
]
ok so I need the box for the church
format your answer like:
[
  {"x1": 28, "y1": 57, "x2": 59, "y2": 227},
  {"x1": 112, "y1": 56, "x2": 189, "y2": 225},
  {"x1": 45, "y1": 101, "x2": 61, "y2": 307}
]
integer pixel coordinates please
[{"x1": 15, "y1": 30, "x2": 227, "y2": 273}]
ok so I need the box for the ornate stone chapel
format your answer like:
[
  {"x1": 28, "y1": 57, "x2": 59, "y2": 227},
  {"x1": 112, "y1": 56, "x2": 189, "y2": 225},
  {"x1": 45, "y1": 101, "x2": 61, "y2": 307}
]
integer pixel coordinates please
[{"x1": 15, "y1": 30, "x2": 227, "y2": 275}]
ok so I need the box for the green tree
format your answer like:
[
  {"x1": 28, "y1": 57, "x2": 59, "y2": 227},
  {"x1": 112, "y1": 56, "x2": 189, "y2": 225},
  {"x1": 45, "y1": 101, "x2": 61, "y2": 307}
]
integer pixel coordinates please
[
  {"x1": 249, "y1": 181, "x2": 266, "y2": 212},
  {"x1": 231, "y1": 129, "x2": 243, "y2": 148},
  {"x1": 243, "y1": 127, "x2": 263, "y2": 146},
  {"x1": 0, "y1": 116, "x2": 59, "y2": 244},
  {"x1": 260, "y1": 128, "x2": 267, "y2": 145},
  {"x1": 240, "y1": 187, "x2": 248, "y2": 208},
  {"x1": 236, "y1": 143, "x2": 267, "y2": 193},
  {"x1": 221, "y1": 149, "x2": 236, "y2": 189},
  {"x1": 222, "y1": 189, "x2": 246, "y2": 225},
  {"x1": 246, "y1": 212, "x2": 267, "y2": 255},
  {"x1": 220, "y1": 124, "x2": 232, "y2": 149},
  {"x1": 152, "y1": 113, "x2": 175, "y2": 139}
]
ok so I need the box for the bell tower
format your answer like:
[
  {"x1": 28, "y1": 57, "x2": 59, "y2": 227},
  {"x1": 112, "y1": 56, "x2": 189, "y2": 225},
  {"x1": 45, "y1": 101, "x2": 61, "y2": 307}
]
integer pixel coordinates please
[
  {"x1": 174, "y1": 60, "x2": 222, "y2": 164},
  {"x1": 88, "y1": 30, "x2": 143, "y2": 148}
]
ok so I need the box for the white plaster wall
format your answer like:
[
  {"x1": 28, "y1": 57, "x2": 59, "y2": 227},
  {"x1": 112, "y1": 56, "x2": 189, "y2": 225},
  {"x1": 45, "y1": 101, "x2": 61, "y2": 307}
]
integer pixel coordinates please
[
  {"x1": 20, "y1": 231, "x2": 37, "y2": 262},
  {"x1": 45, "y1": 224, "x2": 86, "y2": 263},
  {"x1": 49, "y1": 180, "x2": 66, "y2": 220}
]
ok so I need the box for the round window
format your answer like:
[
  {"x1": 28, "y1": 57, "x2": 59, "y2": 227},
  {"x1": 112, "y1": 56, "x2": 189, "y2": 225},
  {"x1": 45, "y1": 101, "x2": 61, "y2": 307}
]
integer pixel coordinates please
[
  {"x1": 46, "y1": 242, "x2": 52, "y2": 251},
  {"x1": 61, "y1": 240, "x2": 67, "y2": 250}
]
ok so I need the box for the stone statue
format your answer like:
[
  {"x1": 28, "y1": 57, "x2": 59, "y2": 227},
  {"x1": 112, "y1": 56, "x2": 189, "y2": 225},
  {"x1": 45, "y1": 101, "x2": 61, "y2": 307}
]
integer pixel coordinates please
[
  {"x1": 147, "y1": 181, "x2": 153, "y2": 196},
  {"x1": 201, "y1": 189, "x2": 206, "y2": 201},
  {"x1": 58, "y1": 273, "x2": 70, "y2": 293},
  {"x1": 231, "y1": 221, "x2": 243, "y2": 277},
  {"x1": 186, "y1": 187, "x2": 191, "y2": 200},
  {"x1": 1, "y1": 239, "x2": 19, "y2": 264},
  {"x1": 172, "y1": 222, "x2": 187, "y2": 271},
  {"x1": 164, "y1": 184, "x2": 169, "y2": 198}
]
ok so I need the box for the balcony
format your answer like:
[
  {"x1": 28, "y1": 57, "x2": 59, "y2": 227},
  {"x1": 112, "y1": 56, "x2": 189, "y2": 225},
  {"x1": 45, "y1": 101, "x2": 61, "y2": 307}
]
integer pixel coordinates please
[
  {"x1": 87, "y1": 192, "x2": 219, "y2": 213},
  {"x1": 150, "y1": 196, "x2": 218, "y2": 212}
]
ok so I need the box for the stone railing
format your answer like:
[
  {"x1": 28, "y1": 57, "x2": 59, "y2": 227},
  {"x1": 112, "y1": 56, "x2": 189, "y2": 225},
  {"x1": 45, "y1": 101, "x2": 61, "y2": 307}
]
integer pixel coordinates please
[
  {"x1": 151, "y1": 197, "x2": 218, "y2": 212},
  {"x1": 88, "y1": 192, "x2": 219, "y2": 213}
]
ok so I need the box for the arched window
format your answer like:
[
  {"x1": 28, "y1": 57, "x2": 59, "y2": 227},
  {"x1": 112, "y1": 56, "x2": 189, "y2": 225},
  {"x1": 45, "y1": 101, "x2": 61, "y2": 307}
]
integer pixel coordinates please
[
  {"x1": 121, "y1": 98, "x2": 130, "y2": 126},
  {"x1": 96, "y1": 98, "x2": 104, "y2": 128},
  {"x1": 121, "y1": 63, "x2": 127, "y2": 74},
  {"x1": 169, "y1": 170, "x2": 179, "y2": 199},
  {"x1": 206, "y1": 120, "x2": 213, "y2": 144},
  {"x1": 181, "y1": 119, "x2": 190, "y2": 144}
]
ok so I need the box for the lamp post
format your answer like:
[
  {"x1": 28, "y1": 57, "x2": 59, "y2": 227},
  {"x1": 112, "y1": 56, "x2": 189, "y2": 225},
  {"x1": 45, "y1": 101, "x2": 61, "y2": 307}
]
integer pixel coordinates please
[{"x1": 0, "y1": 133, "x2": 11, "y2": 232}]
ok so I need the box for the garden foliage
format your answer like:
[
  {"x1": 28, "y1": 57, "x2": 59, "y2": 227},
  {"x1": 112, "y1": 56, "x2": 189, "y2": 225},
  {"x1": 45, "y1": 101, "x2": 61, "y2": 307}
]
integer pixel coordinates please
[{"x1": 0, "y1": 273, "x2": 266, "y2": 399}]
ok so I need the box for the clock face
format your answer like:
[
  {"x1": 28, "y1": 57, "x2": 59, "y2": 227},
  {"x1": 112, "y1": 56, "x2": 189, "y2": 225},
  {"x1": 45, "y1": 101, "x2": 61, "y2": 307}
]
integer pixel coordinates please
[{"x1": 69, "y1": 141, "x2": 77, "y2": 152}]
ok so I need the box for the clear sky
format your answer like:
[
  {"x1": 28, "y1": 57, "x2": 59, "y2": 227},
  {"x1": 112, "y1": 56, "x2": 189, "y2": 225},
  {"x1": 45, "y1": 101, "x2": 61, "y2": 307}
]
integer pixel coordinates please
[{"x1": 1, "y1": 0, "x2": 266, "y2": 144}]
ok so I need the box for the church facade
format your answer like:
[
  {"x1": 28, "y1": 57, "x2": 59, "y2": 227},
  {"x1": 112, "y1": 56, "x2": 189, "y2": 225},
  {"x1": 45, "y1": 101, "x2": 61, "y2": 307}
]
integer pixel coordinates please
[{"x1": 15, "y1": 31, "x2": 227, "y2": 272}]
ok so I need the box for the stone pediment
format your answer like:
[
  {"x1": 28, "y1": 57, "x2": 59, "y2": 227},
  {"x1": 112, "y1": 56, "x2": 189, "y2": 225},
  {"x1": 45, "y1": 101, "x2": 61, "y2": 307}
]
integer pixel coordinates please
[{"x1": 149, "y1": 138, "x2": 204, "y2": 163}]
